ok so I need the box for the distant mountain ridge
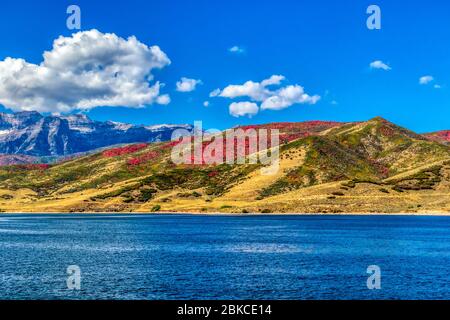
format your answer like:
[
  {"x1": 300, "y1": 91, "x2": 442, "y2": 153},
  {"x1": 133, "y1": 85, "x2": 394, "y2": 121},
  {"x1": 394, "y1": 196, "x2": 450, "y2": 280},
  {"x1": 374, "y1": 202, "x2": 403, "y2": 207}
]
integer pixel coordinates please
[{"x1": 0, "y1": 111, "x2": 192, "y2": 157}]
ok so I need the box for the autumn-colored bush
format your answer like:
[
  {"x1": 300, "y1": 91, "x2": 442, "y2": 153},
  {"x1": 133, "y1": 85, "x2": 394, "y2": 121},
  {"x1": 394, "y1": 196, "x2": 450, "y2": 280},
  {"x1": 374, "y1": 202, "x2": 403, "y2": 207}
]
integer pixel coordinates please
[
  {"x1": 240, "y1": 121, "x2": 341, "y2": 133},
  {"x1": 379, "y1": 125, "x2": 395, "y2": 137},
  {"x1": 127, "y1": 151, "x2": 160, "y2": 166},
  {"x1": 280, "y1": 133, "x2": 309, "y2": 144},
  {"x1": 208, "y1": 171, "x2": 219, "y2": 177},
  {"x1": 437, "y1": 131, "x2": 450, "y2": 140},
  {"x1": 427, "y1": 130, "x2": 450, "y2": 142},
  {"x1": 161, "y1": 140, "x2": 182, "y2": 149},
  {"x1": 102, "y1": 143, "x2": 148, "y2": 157},
  {"x1": 187, "y1": 134, "x2": 279, "y2": 165}
]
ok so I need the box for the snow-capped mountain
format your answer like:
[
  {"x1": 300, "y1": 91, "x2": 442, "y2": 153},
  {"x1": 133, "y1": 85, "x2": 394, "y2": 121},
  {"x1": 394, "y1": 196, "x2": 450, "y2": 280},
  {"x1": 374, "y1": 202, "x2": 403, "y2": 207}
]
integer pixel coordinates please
[{"x1": 0, "y1": 111, "x2": 192, "y2": 157}]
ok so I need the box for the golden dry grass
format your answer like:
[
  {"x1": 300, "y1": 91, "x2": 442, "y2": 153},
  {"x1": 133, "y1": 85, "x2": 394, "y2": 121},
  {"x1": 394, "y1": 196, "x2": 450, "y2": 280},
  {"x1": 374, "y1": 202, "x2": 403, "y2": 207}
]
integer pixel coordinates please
[{"x1": 2, "y1": 167, "x2": 450, "y2": 214}]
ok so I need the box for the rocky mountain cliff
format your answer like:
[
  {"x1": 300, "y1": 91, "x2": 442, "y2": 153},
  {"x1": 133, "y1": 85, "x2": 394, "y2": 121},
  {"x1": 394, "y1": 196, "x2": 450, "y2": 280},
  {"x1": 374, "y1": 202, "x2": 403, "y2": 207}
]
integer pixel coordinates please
[{"x1": 0, "y1": 111, "x2": 192, "y2": 157}]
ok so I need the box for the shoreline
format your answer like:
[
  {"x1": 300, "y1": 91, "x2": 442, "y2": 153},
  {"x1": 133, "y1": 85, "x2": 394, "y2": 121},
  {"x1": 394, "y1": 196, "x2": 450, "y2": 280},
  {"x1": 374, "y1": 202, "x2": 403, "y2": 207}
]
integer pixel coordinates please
[{"x1": 2, "y1": 211, "x2": 450, "y2": 216}]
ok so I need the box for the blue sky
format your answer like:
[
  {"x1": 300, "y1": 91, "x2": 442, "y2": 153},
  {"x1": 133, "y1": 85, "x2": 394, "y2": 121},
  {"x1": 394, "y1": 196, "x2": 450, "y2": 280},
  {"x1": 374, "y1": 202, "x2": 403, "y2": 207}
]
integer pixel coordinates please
[{"x1": 0, "y1": 0, "x2": 449, "y2": 132}]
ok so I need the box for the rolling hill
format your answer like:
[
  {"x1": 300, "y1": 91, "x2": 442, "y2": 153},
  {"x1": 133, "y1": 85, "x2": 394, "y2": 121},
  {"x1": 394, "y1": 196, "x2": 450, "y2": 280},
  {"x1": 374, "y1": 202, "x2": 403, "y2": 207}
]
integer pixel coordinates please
[{"x1": 0, "y1": 117, "x2": 449, "y2": 214}]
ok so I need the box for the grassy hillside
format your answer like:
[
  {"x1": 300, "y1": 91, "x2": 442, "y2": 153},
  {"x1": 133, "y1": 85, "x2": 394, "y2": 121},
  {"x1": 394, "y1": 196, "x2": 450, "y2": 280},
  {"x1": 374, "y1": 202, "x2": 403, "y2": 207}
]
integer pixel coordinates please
[{"x1": 0, "y1": 118, "x2": 450, "y2": 214}]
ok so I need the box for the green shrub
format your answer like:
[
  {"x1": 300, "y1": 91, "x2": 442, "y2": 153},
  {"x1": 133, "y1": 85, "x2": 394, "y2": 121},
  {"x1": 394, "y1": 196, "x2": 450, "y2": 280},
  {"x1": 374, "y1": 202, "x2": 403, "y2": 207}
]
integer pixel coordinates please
[
  {"x1": 122, "y1": 197, "x2": 134, "y2": 203},
  {"x1": 392, "y1": 186, "x2": 404, "y2": 193},
  {"x1": 151, "y1": 205, "x2": 161, "y2": 212},
  {"x1": 341, "y1": 181, "x2": 356, "y2": 188},
  {"x1": 138, "y1": 188, "x2": 157, "y2": 202},
  {"x1": 94, "y1": 184, "x2": 140, "y2": 200}
]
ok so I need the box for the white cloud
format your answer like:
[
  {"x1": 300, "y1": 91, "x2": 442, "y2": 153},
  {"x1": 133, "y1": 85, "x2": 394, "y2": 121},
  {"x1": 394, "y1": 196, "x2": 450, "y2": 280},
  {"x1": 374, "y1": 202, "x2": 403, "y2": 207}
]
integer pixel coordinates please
[
  {"x1": 0, "y1": 29, "x2": 171, "y2": 113},
  {"x1": 209, "y1": 88, "x2": 221, "y2": 97},
  {"x1": 156, "y1": 94, "x2": 171, "y2": 105},
  {"x1": 261, "y1": 75, "x2": 285, "y2": 87},
  {"x1": 218, "y1": 75, "x2": 285, "y2": 101},
  {"x1": 203, "y1": 101, "x2": 210, "y2": 107},
  {"x1": 369, "y1": 60, "x2": 391, "y2": 71},
  {"x1": 229, "y1": 101, "x2": 259, "y2": 117},
  {"x1": 229, "y1": 46, "x2": 244, "y2": 54},
  {"x1": 434, "y1": 84, "x2": 442, "y2": 89},
  {"x1": 176, "y1": 77, "x2": 202, "y2": 92},
  {"x1": 213, "y1": 75, "x2": 320, "y2": 112},
  {"x1": 419, "y1": 75, "x2": 434, "y2": 85},
  {"x1": 219, "y1": 80, "x2": 271, "y2": 101},
  {"x1": 261, "y1": 85, "x2": 320, "y2": 110}
]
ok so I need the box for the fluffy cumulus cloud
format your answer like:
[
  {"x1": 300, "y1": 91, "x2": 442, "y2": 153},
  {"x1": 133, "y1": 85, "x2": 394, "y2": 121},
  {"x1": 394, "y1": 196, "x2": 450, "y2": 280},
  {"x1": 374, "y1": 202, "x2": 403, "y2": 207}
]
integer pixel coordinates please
[
  {"x1": 219, "y1": 75, "x2": 286, "y2": 101},
  {"x1": 369, "y1": 60, "x2": 391, "y2": 71},
  {"x1": 229, "y1": 102, "x2": 259, "y2": 117},
  {"x1": 212, "y1": 75, "x2": 320, "y2": 117},
  {"x1": 260, "y1": 85, "x2": 320, "y2": 110},
  {"x1": 419, "y1": 75, "x2": 434, "y2": 85},
  {"x1": 0, "y1": 29, "x2": 171, "y2": 113},
  {"x1": 176, "y1": 77, "x2": 202, "y2": 92}
]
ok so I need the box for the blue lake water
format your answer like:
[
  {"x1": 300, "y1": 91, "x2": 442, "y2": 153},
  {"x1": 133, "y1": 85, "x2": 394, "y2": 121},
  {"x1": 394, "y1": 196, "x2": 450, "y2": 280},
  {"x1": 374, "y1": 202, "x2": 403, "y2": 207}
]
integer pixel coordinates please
[{"x1": 0, "y1": 214, "x2": 450, "y2": 300}]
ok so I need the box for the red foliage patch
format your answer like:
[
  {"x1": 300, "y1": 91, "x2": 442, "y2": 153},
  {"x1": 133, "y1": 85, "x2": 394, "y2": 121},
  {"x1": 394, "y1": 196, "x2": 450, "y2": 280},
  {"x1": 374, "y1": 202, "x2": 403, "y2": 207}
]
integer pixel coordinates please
[
  {"x1": 208, "y1": 170, "x2": 219, "y2": 177},
  {"x1": 239, "y1": 121, "x2": 342, "y2": 147},
  {"x1": 160, "y1": 140, "x2": 181, "y2": 149},
  {"x1": 187, "y1": 134, "x2": 278, "y2": 165},
  {"x1": 102, "y1": 143, "x2": 148, "y2": 157},
  {"x1": 438, "y1": 131, "x2": 450, "y2": 140},
  {"x1": 379, "y1": 125, "x2": 395, "y2": 137},
  {"x1": 280, "y1": 132, "x2": 310, "y2": 144},
  {"x1": 159, "y1": 121, "x2": 344, "y2": 166},
  {"x1": 432, "y1": 131, "x2": 450, "y2": 142},
  {"x1": 239, "y1": 121, "x2": 341, "y2": 133},
  {"x1": 127, "y1": 151, "x2": 160, "y2": 166}
]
